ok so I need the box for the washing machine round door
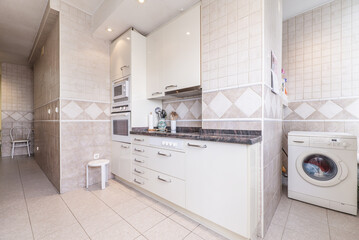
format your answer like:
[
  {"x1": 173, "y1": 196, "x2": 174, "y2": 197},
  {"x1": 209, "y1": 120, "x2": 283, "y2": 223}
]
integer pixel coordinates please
[{"x1": 296, "y1": 150, "x2": 348, "y2": 187}]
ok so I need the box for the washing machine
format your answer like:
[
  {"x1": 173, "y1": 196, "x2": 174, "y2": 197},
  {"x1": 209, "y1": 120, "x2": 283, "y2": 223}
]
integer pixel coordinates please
[{"x1": 288, "y1": 131, "x2": 357, "y2": 215}]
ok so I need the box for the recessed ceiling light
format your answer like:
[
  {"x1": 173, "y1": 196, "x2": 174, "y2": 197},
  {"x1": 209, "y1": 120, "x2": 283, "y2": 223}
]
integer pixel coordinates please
[
  {"x1": 138, "y1": 0, "x2": 145, "y2": 3},
  {"x1": 186, "y1": 32, "x2": 190, "y2": 35},
  {"x1": 179, "y1": 8, "x2": 184, "y2": 11},
  {"x1": 107, "y1": 27, "x2": 113, "y2": 32},
  {"x1": 126, "y1": 37, "x2": 131, "y2": 40}
]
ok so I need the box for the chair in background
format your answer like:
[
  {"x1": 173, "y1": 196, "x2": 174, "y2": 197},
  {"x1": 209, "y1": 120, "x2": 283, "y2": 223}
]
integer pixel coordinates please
[{"x1": 10, "y1": 127, "x2": 31, "y2": 158}]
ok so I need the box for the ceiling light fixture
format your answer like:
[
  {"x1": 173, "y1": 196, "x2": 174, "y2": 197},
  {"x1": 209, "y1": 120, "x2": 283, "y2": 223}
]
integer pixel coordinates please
[
  {"x1": 186, "y1": 32, "x2": 190, "y2": 35},
  {"x1": 107, "y1": 27, "x2": 113, "y2": 32},
  {"x1": 126, "y1": 37, "x2": 131, "y2": 40},
  {"x1": 138, "y1": 0, "x2": 145, "y2": 3}
]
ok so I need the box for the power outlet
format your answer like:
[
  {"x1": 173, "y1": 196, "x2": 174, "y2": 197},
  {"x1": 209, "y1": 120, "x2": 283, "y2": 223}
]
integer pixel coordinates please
[{"x1": 93, "y1": 153, "x2": 100, "y2": 160}]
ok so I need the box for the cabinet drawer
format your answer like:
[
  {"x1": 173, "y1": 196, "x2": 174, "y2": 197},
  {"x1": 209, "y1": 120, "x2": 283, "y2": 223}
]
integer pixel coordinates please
[
  {"x1": 132, "y1": 155, "x2": 148, "y2": 167},
  {"x1": 147, "y1": 148, "x2": 186, "y2": 180},
  {"x1": 132, "y1": 145, "x2": 151, "y2": 157},
  {"x1": 148, "y1": 170, "x2": 186, "y2": 208},
  {"x1": 132, "y1": 175, "x2": 148, "y2": 189},
  {"x1": 131, "y1": 135, "x2": 148, "y2": 145},
  {"x1": 132, "y1": 165, "x2": 149, "y2": 179}
]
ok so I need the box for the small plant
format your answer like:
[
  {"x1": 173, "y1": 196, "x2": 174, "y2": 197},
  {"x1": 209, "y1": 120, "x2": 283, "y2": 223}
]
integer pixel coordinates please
[{"x1": 170, "y1": 111, "x2": 178, "y2": 121}]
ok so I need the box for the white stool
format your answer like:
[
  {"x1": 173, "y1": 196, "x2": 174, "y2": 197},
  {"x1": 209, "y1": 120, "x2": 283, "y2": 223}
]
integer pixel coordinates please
[{"x1": 86, "y1": 159, "x2": 110, "y2": 190}]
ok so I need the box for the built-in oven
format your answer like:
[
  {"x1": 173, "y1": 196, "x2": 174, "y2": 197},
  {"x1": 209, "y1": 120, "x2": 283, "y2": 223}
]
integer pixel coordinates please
[{"x1": 111, "y1": 112, "x2": 131, "y2": 143}]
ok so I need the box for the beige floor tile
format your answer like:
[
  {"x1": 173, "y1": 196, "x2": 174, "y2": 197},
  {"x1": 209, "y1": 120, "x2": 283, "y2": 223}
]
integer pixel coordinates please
[
  {"x1": 285, "y1": 214, "x2": 330, "y2": 240},
  {"x1": 170, "y1": 212, "x2": 199, "y2": 231},
  {"x1": 38, "y1": 223, "x2": 88, "y2": 240},
  {"x1": 92, "y1": 186, "x2": 133, "y2": 207},
  {"x1": 135, "y1": 236, "x2": 147, "y2": 240},
  {"x1": 193, "y1": 225, "x2": 229, "y2": 240},
  {"x1": 328, "y1": 210, "x2": 359, "y2": 234},
  {"x1": 126, "y1": 207, "x2": 166, "y2": 233},
  {"x1": 61, "y1": 189, "x2": 109, "y2": 220},
  {"x1": 289, "y1": 200, "x2": 328, "y2": 224},
  {"x1": 111, "y1": 180, "x2": 143, "y2": 197},
  {"x1": 0, "y1": 201, "x2": 33, "y2": 240},
  {"x1": 282, "y1": 228, "x2": 328, "y2": 240},
  {"x1": 330, "y1": 226, "x2": 359, "y2": 240},
  {"x1": 78, "y1": 207, "x2": 122, "y2": 236},
  {"x1": 91, "y1": 220, "x2": 140, "y2": 240},
  {"x1": 270, "y1": 195, "x2": 292, "y2": 226},
  {"x1": 136, "y1": 194, "x2": 158, "y2": 206},
  {"x1": 184, "y1": 233, "x2": 204, "y2": 240},
  {"x1": 144, "y1": 218, "x2": 190, "y2": 240},
  {"x1": 151, "y1": 202, "x2": 176, "y2": 216},
  {"x1": 263, "y1": 223, "x2": 284, "y2": 240},
  {"x1": 112, "y1": 198, "x2": 147, "y2": 218}
]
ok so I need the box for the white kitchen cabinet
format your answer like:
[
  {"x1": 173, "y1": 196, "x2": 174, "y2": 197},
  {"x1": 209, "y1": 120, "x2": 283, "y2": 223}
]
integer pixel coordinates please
[
  {"x1": 146, "y1": 29, "x2": 165, "y2": 99},
  {"x1": 146, "y1": 3, "x2": 200, "y2": 99},
  {"x1": 110, "y1": 30, "x2": 131, "y2": 80},
  {"x1": 111, "y1": 141, "x2": 132, "y2": 182},
  {"x1": 185, "y1": 140, "x2": 260, "y2": 239}
]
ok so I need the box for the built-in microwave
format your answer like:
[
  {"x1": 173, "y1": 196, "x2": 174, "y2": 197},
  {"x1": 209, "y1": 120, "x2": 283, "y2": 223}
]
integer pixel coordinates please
[
  {"x1": 111, "y1": 112, "x2": 131, "y2": 143},
  {"x1": 112, "y1": 76, "x2": 131, "y2": 112}
]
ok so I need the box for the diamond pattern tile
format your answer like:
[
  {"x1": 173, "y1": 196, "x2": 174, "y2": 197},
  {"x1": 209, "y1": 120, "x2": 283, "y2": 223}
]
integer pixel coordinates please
[
  {"x1": 10, "y1": 112, "x2": 22, "y2": 121},
  {"x1": 24, "y1": 113, "x2": 33, "y2": 121},
  {"x1": 176, "y1": 103, "x2": 189, "y2": 119},
  {"x1": 294, "y1": 103, "x2": 315, "y2": 119},
  {"x1": 345, "y1": 99, "x2": 359, "y2": 118},
  {"x1": 209, "y1": 92, "x2": 232, "y2": 118},
  {"x1": 85, "y1": 103, "x2": 103, "y2": 120},
  {"x1": 235, "y1": 88, "x2": 261, "y2": 117},
  {"x1": 318, "y1": 101, "x2": 343, "y2": 119},
  {"x1": 62, "y1": 101, "x2": 83, "y2": 119},
  {"x1": 190, "y1": 100, "x2": 202, "y2": 119}
]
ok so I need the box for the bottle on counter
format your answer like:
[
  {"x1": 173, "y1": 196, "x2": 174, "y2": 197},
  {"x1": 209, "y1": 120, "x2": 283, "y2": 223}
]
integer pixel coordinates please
[{"x1": 148, "y1": 112, "x2": 154, "y2": 131}]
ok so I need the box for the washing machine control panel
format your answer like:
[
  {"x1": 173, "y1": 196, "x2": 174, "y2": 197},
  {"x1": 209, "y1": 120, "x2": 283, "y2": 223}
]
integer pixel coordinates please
[{"x1": 310, "y1": 137, "x2": 356, "y2": 150}]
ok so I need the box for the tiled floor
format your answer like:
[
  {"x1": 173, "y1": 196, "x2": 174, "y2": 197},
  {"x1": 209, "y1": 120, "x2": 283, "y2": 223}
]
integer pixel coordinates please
[
  {"x1": 1, "y1": 156, "x2": 358, "y2": 240},
  {"x1": 0, "y1": 156, "x2": 227, "y2": 240},
  {"x1": 264, "y1": 179, "x2": 359, "y2": 240}
]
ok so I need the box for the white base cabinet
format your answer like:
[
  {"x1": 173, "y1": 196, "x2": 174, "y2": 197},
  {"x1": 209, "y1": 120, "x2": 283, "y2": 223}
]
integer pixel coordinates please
[
  {"x1": 111, "y1": 141, "x2": 132, "y2": 182},
  {"x1": 121, "y1": 135, "x2": 261, "y2": 240}
]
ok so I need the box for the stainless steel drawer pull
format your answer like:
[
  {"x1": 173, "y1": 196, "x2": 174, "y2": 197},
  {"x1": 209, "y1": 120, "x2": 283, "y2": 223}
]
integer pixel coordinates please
[
  {"x1": 134, "y1": 148, "x2": 144, "y2": 152},
  {"x1": 134, "y1": 178, "x2": 144, "y2": 185},
  {"x1": 120, "y1": 65, "x2": 129, "y2": 70},
  {"x1": 293, "y1": 140, "x2": 304, "y2": 143},
  {"x1": 134, "y1": 138, "x2": 144, "y2": 142},
  {"x1": 121, "y1": 145, "x2": 129, "y2": 148},
  {"x1": 152, "y1": 92, "x2": 162, "y2": 96},
  {"x1": 157, "y1": 176, "x2": 171, "y2": 183},
  {"x1": 165, "y1": 85, "x2": 177, "y2": 89},
  {"x1": 187, "y1": 143, "x2": 207, "y2": 148},
  {"x1": 134, "y1": 158, "x2": 144, "y2": 163},
  {"x1": 134, "y1": 168, "x2": 144, "y2": 174},
  {"x1": 157, "y1": 151, "x2": 171, "y2": 157}
]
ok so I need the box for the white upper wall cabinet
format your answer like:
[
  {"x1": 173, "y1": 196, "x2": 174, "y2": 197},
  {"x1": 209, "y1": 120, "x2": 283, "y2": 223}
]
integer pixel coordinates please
[
  {"x1": 147, "y1": 3, "x2": 201, "y2": 99},
  {"x1": 111, "y1": 30, "x2": 131, "y2": 80}
]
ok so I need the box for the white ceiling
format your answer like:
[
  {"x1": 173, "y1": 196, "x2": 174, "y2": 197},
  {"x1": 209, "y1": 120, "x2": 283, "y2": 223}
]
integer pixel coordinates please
[
  {"x1": 92, "y1": 0, "x2": 200, "y2": 41},
  {"x1": 283, "y1": 0, "x2": 334, "y2": 20},
  {"x1": 0, "y1": 0, "x2": 48, "y2": 65},
  {"x1": 61, "y1": 0, "x2": 104, "y2": 15}
]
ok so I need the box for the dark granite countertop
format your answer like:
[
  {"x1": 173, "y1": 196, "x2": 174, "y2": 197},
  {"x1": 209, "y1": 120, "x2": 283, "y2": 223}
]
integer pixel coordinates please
[{"x1": 130, "y1": 127, "x2": 262, "y2": 145}]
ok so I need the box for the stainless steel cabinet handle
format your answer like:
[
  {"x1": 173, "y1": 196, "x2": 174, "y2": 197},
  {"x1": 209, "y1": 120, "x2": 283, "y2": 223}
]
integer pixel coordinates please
[
  {"x1": 293, "y1": 140, "x2": 304, "y2": 143},
  {"x1": 134, "y1": 158, "x2": 144, "y2": 163},
  {"x1": 121, "y1": 145, "x2": 129, "y2": 148},
  {"x1": 134, "y1": 138, "x2": 144, "y2": 142},
  {"x1": 134, "y1": 178, "x2": 144, "y2": 185},
  {"x1": 134, "y1": 168, "x2": 144, "y2": 174},
  {"x1": 157, "y1": 151, "x2": 171, "y2": 157},
  {"x1": 152, "y1": 92, "x2": 162, "y2": 96},
  {"x1": 157, "y1": 176, "x2": 171, "y2": 183},
  {"x1": 187, "y1": 143, "x2": 207, "y2": 148},
  {"x1": 165, "y1": 85, "x2": 177, "y2": 90},
  {"x1": 120, "y1": 65, "x2": 129, "y2": 70},
  {"x1": 134, "y1": 148, "x2": 144, "y2": 152}
]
